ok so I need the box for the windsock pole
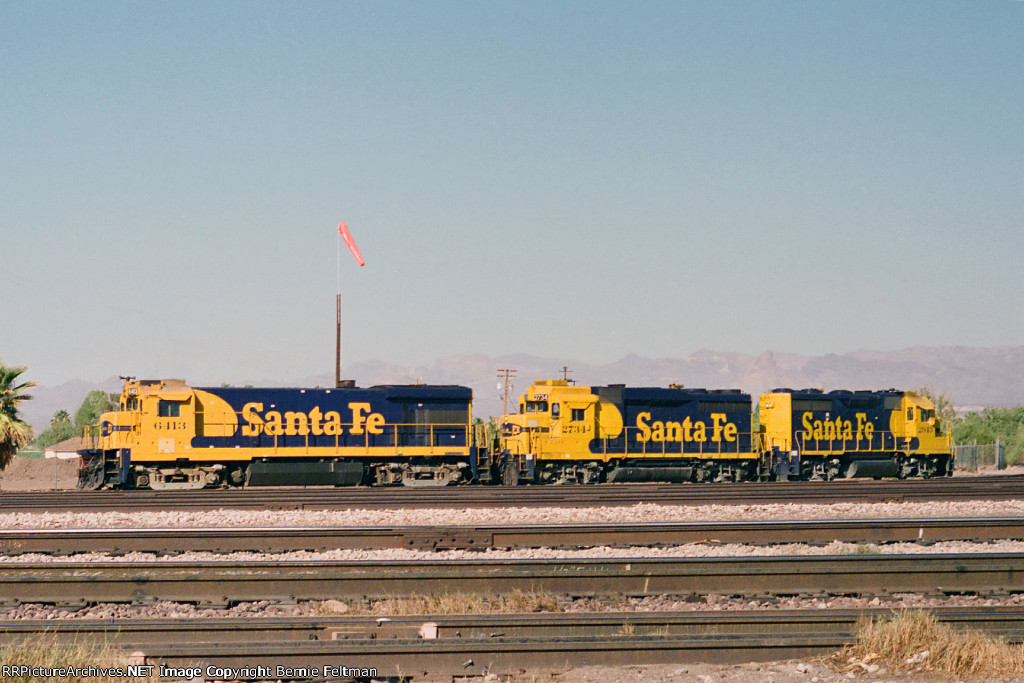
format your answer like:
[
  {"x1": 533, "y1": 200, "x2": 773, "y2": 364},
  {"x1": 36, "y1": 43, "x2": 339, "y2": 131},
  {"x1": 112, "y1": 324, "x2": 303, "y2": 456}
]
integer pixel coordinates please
[
  {"x1": 335, "y1": 292, "x2": 342, "y2": 388},
  {"x1": 336, "y1": 226, "x2": 342, "y2": 388},
  {"x1": 335, "y1": 222, "x2": 365, "y2": 388}
]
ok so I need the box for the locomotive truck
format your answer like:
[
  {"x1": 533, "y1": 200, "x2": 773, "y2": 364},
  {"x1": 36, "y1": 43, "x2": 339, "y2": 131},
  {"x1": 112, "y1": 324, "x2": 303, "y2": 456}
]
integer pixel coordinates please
[{"x1": 78, "y1": 377, "x2": 952, "y2": 489}]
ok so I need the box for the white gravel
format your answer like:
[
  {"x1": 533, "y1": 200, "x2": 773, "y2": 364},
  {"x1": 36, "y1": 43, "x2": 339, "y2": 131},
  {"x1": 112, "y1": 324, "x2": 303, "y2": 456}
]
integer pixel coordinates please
[
  {"x1": 4, "y1": 499, "x2": 1024, "y2": 529},
  {"x1": 3, "y1": 540, "x2": 1024, "y2": 563}
]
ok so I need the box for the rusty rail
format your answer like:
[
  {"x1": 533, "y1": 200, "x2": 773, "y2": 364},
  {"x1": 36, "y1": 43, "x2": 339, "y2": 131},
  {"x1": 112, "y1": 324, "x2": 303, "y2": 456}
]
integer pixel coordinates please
[
  {"x1": 0, "y1": 517, "x2": 1023, "y2": 555},
  {"x1": 1, "y1": 608, "x2": 1022, "y2": 679},
  {"x1": 1, "y1": 554, "x2": 1023, "y2": 606}
]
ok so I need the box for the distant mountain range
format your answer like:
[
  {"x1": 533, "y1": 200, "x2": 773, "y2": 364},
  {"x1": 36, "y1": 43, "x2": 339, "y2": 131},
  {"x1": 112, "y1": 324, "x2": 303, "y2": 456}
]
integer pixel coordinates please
[{"x1": 22, "y1": 346, "x2": 1024, "y2": 433}]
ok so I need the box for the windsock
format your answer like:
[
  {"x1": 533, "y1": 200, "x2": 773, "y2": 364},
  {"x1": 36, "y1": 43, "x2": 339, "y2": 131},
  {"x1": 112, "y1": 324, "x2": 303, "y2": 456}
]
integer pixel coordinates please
[{"x1": 338, "y1": 222, "x2": 365, "y2": 266}]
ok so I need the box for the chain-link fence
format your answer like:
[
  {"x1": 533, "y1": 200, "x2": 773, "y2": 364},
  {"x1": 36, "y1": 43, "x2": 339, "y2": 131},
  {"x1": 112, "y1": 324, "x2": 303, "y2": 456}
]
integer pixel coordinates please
[{"x1": 954, "y1": 441, "x2": 1006, "y2": 470}]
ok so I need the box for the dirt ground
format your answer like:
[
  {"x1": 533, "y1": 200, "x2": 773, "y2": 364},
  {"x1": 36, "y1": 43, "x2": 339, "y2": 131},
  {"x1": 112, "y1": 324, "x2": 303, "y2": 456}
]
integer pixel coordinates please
[
  {"x1": 0, "y1": 455, "x2": 81, "y2": 490},
  {"x1": 503, "y1": 660, "x2": 977, "y2": 683}
]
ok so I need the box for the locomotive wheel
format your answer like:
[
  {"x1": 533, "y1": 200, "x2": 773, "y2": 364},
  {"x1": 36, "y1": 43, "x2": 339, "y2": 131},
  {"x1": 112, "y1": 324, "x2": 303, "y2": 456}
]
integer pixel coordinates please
[{"x1": 501, "y1": 460, "x2": 520, "y2": 486}]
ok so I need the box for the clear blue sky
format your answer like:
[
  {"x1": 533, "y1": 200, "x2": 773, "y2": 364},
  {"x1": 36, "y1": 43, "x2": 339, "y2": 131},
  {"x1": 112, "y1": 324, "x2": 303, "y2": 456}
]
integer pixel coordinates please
[{"x1": 2, "y1": 1, "x2": 1022, "y2": 386}]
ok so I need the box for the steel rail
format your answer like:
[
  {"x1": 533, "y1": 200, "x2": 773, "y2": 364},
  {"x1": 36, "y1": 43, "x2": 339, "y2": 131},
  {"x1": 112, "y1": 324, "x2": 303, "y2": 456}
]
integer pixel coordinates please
[
  {"x1": 0, "y1": 475, "x2": 1022, "y2": 513},
  {"x1": 3, "y1": 607, "x2": 1023, "y2": 643},
  {"x1": 2, "y1": 517, "x2": 1023, "y2": 555},
  {"x1": 2, "y1": 608, "x2": 1022, "y2": 678},
  {"x1": 2, "y1": 554, "x2": 1022, "y2": 606}
]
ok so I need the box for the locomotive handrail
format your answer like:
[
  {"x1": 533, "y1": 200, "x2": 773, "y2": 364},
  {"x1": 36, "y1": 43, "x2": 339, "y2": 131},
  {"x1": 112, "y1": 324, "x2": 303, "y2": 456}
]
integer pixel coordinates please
[
  {"x1": 588, "y1": 426, "x2": 758, "y2": 459},
  {"x1": 81, "y1": 425, "x2": 100, "y2": 450},
  {"x1": 250, "y1": 421, "x2": 473, "y2": 455},
  {"x1": 793, "y1": 429, "x2": 900, "y2": 455}
]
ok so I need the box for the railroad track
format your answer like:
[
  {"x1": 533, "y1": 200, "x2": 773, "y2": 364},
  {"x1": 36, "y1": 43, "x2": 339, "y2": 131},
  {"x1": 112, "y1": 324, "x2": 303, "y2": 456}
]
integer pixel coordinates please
[
  {"x1": 3, "y1": 554, "x2": 1022, "y2": 606},
  {"x1": 2, "y1": 517, "x2": 1023, "y2": 555},
  {"x1": 0, "y1": 475, "x2": 1022, "y2": 513},
  {"x1": 2, "y1": 608, "x2": 1023, "y2": 679}
]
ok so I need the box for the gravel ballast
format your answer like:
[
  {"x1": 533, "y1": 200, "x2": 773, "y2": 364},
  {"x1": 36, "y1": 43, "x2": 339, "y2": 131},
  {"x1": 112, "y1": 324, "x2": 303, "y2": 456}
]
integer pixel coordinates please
[
  {"x1": 5, "y1": 499, "x2": 1024, "y2": 529},
  {"x1": 3, "y1": 539, "x2": 1024, "y2": 563},
  {"x1": 4, "y1": 592, "x2": 1024, "y2": 621}
]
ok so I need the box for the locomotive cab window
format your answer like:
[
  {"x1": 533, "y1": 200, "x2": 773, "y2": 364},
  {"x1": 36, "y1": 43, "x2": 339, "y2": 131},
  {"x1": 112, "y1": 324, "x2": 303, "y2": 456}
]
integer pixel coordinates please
[
  {"x1": 571, "y1": 408, "x2": 585, "y2": 422},
  {"x1": 551, "y1": 403, "x2": 560, "y2": 419},
  {"x1": 907, "y1": 407, "x2": 914, "y2": 421},
  {"x1": 525, "y1": 400, "x2": 548, "y2": 413},
  {"x1": 158, "y1": 400, "x2": 182, "y2": 418}
]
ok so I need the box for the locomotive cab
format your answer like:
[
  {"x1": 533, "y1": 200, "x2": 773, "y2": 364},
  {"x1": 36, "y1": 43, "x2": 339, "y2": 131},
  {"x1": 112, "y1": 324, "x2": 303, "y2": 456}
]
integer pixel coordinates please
[
  {"x1": 499, "y1": 380, "x2": 611, "y2": 484},
  {"x1": 498, "y1": 381, "x2": 559, "y2": 484},
  {"x1": 890, "y1": 392, "x2": 951, "y2": 476},
  {"x1": 78, "y1": 379, "x2": 202, "y2": 490}
]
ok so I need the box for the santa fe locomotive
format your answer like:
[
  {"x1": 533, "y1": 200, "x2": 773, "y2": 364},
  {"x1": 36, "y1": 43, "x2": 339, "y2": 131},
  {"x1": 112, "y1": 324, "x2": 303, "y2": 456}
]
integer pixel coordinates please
[{"x1": 77, "y1": 377, "x2": 952, "y2": 490}]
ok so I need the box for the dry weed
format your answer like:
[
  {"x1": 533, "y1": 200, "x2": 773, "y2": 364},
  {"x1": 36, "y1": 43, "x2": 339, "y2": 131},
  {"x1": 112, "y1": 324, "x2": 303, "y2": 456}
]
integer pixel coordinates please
[
  {"x1": 853, "y1": 542, "x2": 880, "y2": 554},
  {"x1": 0, "y1": 634, "x2": 156, "y2": 682},
  {"x1": 319, "y1": 589, "x2": 564, "y2": 616},
  {"x1": 837, "y1": 610, "x2": 1024, "y2": 679}
]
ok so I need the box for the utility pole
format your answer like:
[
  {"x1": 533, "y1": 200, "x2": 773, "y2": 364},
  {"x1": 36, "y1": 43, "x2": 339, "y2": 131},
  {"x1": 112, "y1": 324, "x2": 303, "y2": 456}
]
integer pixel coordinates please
[
  {"x1": 497, "y1": 369, "x2": 517, "y2": 417},
  {"x1": 560, "y1": 366, "x2": 573, "y2": 383}
]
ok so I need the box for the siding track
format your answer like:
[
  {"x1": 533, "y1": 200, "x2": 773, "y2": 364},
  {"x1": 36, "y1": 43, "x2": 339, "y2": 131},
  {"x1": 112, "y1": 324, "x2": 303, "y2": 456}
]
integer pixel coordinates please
[
  {"x1": 1, "y1": 476, "x2": 1022, "y2": 513},
  {"x1": 2, "y1": 517, "x2": 1023, "y2": 555},
  {"x1": 1, "y1": 609, "x2": 1022, "y2": 679},
  {"x1": 3, "y1": 554, "x2": 1023, "y2": 606}
]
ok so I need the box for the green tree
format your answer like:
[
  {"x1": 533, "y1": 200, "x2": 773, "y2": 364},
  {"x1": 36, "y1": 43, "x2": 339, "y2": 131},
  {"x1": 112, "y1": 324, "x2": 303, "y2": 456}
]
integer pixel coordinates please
[
  {"x1": 0, "y1": 364, "x2": 37, "y2": 469},
  {"x1": 952, "y1": 406, "x2": 1024, "y2": 465},
  {"x1": 33, "y1": 409, "x2": 78, "y2": 450},
  {"x1": 74, "y1": 390, "x2": 117, "y2": 429}
]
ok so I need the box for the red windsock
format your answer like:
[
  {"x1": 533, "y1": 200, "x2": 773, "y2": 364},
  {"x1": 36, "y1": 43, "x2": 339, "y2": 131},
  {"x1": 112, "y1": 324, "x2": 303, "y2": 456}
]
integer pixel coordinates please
[{"x1": 338, "y1": 222, "x2": 365, "y2": 266}]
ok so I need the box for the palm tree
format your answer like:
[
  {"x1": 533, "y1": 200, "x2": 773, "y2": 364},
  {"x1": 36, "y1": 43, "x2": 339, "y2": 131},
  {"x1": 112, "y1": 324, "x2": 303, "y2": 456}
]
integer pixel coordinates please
[
  {"x1": 51, "y1": 409, "x2": 71, "y2": 424},
  {"x1": 0, "y1": 364, "x2": 37, "y2": 469}
]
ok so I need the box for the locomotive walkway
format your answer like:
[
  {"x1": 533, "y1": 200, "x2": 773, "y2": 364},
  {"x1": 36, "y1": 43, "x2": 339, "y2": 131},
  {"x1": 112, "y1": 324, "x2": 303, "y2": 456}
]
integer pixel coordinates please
[
  {"x1": 0, "y1": 608, "x2": 1022, "y2": 677},
  {"x1": 1, "y1": 554, "x2": 1022, "y2": 605},
  {"x1": 1, "y1": 517, "x2": 1023, "y2": 555},
  {"x1": 0, "y1": 475, "x2": 1022, "y2": 512}
]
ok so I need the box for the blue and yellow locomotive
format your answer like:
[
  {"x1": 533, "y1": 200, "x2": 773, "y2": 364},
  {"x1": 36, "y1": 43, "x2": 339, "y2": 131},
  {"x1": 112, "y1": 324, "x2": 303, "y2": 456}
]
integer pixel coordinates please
[
  {"x1": 79, "y1": 379, "x2": 479, "y2": 489},
  {"x1": 497, "y1": 380, "x2": 759, "y2": 484},
  {"x1": 79, "y1": 377, "x2": 952, "y2": 489},
  {"x1": 759, "y1": 388, "x2": 952, "y2": 480}
]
